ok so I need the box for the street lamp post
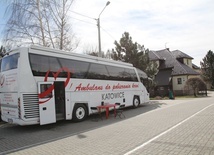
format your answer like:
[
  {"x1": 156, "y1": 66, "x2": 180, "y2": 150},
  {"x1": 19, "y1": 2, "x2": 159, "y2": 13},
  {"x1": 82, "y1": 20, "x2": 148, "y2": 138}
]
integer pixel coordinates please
[{"x1": 97, "y1": 1, "x2": 110, "y2": 57}]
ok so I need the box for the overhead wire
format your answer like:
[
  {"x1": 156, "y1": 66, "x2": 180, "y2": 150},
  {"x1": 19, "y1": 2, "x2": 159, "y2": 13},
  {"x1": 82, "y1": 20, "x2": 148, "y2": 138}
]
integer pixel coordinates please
[
  {"x1": 100, "y1": 26, "x2": 116, "y2": 41},
  {"x1": 69, "y1": 10, "x2": 96, "y2": 20},
  {"x1": 69, "y1": 15, "x2": 96, "y2": 26},
  {"x1": 69, "y1": 9, "x2": 116, "y2": 46}
]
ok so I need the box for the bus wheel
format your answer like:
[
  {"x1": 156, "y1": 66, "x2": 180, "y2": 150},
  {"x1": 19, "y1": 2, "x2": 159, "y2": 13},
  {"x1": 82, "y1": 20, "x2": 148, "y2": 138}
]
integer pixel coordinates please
[
  {"x1": 73, "y1": 104, "x2": 87, "y2": 122},
  {"x1": 133, "y1": 96, "x2": 140, "y2": 108}
]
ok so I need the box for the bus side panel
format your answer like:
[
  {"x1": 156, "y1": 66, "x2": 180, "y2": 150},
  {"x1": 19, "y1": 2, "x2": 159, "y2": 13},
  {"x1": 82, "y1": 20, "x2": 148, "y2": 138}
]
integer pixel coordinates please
[
  {"x1": 0, "y1": 93, "x2": 19, "y2": 123},
  {"x1": 88, "y1": 89, "x2": 140, "y2": 108},
  {"x1": 69, "y1": 91, "x2": 90, "y2": 116},
  {"x1": 144, "y1": 86, "x2": 150, "y2": 103},
  {"x1": 19, "y1": 49, "x2": 38, "y2": 93},
  {"x1": 65, "y1": 92, "x2": 72, "y2": 120}
]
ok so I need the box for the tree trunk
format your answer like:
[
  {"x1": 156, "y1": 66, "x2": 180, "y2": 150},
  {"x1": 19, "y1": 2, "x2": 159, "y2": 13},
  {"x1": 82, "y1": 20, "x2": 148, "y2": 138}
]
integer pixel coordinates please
[
  {"x1": 36, "y1": 0, "x2": 46, "y2": 46},
  {"x1": 194, "y1": 89, "x2": 197, "y2": 97}
]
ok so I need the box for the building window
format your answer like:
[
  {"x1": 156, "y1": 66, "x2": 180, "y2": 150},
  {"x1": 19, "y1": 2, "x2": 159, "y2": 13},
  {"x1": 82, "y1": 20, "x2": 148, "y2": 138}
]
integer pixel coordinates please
[{"x1": 177, "y1": 78, "x2": 182, "y2": 84}]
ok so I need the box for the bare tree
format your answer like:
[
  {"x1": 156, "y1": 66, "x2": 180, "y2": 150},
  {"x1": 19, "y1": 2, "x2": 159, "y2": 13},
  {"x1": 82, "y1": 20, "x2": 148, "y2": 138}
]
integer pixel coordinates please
[
  {"x1": 2, "y1": 0, "x2": 79, "y2": 51},
  {"x1": 48, "y1": 0, "x2": 79, "y2": 50},
  {"x1": 184, "y1": 77, "x2": 207, "y2": 97},
  {"x1": 84, "y1": 45, "x2": 112, "y2": 58},
  {"x1": 84, "y1": 44, "x2": 98, "y2": 56}
]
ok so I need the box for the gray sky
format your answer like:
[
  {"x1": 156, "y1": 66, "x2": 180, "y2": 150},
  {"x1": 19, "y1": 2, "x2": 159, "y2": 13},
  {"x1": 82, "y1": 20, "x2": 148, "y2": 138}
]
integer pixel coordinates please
[
  {"x1": 1, "y1": 0, "x2": 214, "y2": 66},
  {"x1": 70, "y1": 0, "x2": 214, "y2": 66}
]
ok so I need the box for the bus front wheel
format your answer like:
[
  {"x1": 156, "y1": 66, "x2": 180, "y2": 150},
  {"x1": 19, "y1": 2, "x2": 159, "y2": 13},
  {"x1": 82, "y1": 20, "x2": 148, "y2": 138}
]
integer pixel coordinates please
[
  {"x1": 133, "y1": 96, "x2": 140, "y2": 108},
  {"x1": 73, "y1": 104, "x2": 87, "y2": 122}
]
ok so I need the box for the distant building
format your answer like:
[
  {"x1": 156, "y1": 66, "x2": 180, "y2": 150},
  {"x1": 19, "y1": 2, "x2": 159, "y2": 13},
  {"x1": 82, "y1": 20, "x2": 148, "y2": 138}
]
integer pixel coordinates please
[{"x1": 149, "y1": 48, "x2": 200, "y2": 97}]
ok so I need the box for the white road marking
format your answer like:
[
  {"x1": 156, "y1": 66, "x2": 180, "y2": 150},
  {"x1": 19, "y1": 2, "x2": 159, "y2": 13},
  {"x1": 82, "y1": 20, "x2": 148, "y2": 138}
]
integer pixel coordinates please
[{"x1": 124, "y1": 103, "x2": 214, "y2": 155}]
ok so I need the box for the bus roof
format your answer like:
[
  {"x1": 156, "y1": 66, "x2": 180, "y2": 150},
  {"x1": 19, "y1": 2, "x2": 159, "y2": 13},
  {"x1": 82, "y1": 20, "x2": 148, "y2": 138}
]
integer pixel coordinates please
[{"x1": 29, "y1": 45, "x2": 133, "y2": 67}]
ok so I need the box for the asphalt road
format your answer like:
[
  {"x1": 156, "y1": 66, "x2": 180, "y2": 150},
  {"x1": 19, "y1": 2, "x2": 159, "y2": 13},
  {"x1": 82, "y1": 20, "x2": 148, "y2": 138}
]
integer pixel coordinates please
[{"x1": 0, "y1": 92, "x2": 213, "y2": 155}]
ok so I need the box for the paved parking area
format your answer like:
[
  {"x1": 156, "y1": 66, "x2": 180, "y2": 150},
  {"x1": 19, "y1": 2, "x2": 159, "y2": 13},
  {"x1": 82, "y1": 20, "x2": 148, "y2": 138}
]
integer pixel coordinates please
[
  {"x1": 127, "y1": 104, "x2": 214, "y2": 155},
  {"x1": 9, "y1": 94, "x2": 214, "y2": 155}
]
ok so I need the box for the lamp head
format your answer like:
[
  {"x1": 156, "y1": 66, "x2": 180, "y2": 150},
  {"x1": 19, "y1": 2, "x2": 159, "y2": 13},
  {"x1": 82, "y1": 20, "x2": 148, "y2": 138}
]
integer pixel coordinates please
[{"x1": 106, "y1": 1, "x2": 110, "y2": 6}]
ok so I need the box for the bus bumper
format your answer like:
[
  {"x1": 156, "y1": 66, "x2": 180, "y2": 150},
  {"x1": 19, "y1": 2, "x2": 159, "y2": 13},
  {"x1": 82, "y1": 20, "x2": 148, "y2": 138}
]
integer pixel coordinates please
[{"x1": 1, "y1": 115, "x2": 39, "y2": 126}]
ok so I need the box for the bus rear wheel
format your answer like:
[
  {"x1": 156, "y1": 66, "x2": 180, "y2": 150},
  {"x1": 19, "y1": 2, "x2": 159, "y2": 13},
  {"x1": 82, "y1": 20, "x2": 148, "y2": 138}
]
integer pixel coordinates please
[
  {"x1": 73, "y1": 104, "x2": 87, "y2": 122},
  {"x1": 133, "y1": 96, "x2": 140, "y2": 108}
]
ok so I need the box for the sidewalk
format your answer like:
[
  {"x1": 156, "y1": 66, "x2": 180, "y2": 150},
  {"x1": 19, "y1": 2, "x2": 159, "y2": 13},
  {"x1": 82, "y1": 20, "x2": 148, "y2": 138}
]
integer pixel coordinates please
[{"x1": 9, "y1": 95, "x2": 214, "y2": 155}]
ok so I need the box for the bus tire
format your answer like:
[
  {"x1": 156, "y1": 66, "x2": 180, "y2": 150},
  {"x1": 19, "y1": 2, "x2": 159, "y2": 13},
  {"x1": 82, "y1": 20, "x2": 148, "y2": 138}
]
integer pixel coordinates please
[
  {"x1": 72, "y1": 104, "x2": 87, "y2": 122},
  {"x1": 133, "y1": 96, "x2": 140, "y2": 108}
]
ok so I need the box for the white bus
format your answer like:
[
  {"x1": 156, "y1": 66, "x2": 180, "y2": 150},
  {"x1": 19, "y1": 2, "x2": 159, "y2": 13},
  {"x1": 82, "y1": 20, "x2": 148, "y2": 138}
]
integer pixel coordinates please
[{"x1": 0, "y1": 45, "x2": 149, "y2": 125}]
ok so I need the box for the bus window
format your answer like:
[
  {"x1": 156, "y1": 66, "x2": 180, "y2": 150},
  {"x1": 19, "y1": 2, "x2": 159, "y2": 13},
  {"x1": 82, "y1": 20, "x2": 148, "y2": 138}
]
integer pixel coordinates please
[
  {"x1": 106, "y1": 65, "x2": 138, "y2": 82},
  {"x1": 1, "y1": 53, "x2": 19, "y2": 72},
  {"x1": 87, "y1": 63, "x2": 110, "y2": 80},
  {"x1": 29, "y1": 54, "x2": 61, "y2": 76},
  {"x1": 59, "y1": 58, "x2": 89, "y2": 79},
  {"x1": 106, "y1": 65, "x2": 122, "y2": 81},
  {"x1": 125, "y1": 68, "x2": 138, "y2": 82},
  {"x1": 120, "y1": 69, "x2": 132, "y2": 81},
  {"x1": 40, "y1": 84, "x2": 52, "y2": 98}
]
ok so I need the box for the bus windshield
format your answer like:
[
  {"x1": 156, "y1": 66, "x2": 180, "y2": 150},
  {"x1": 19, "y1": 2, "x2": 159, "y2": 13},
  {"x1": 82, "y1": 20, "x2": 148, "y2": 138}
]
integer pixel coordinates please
[{"x1": 1, "y1": 53, "x2": 19, "y2": 72}]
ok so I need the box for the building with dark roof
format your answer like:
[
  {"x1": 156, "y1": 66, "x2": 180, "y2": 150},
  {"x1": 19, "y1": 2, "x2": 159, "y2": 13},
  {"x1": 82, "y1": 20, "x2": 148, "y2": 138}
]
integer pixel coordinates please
[{"x1": 149, "y1": 48, "x2": 200, "y2": 97}]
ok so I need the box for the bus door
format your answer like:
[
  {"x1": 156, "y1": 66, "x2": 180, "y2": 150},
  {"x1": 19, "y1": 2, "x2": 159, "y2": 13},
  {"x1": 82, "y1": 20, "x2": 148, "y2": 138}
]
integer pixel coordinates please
[
  {"x1": 38, "y1": 81, "x2": 66, "y2": 125},
  {"x1": 38, "y1": 82, "x2": 56, "y2": 125},
  {"x1": 54, "y1": 81, "x2": 65, "y2": 121}
]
